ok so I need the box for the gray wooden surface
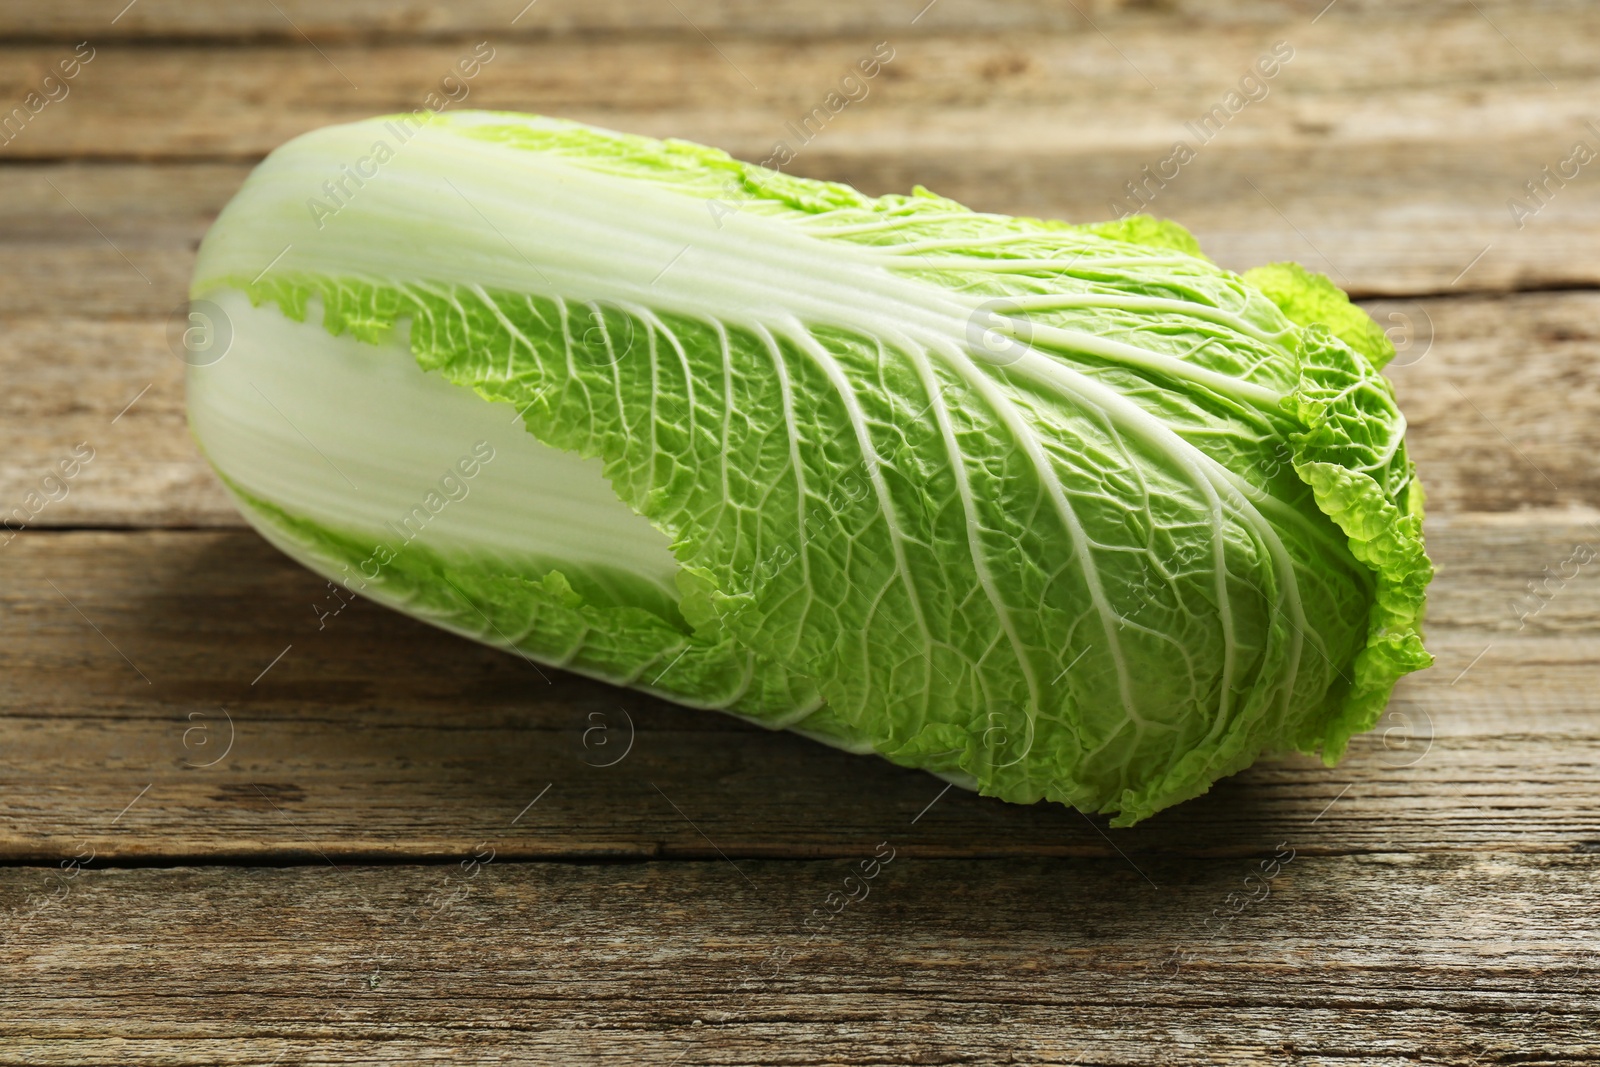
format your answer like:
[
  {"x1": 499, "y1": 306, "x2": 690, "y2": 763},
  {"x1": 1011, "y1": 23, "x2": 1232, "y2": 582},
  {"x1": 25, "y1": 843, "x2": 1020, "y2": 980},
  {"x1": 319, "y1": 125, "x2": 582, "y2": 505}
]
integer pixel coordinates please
[{"x1": 1, "y1": 1, "x2": 1596, "y2": 1063}]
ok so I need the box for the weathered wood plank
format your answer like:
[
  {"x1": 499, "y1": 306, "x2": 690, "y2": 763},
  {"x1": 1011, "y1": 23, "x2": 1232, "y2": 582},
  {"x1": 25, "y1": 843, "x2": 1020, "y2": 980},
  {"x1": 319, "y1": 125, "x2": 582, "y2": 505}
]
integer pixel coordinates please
[
  {"x1": 1, "y1": 855, "x2": 1596, "y2": 1064},
  {"x1": 3, "y1": 290, "x2": 1593, "y2": 529},
  {"x1": 1, "y1": 0, "x2": 1574, "y2": 41},
  {"x1": 0, "y1": 6, "x2": 1596, "y2": 291},
  {"x1": 1, "y1": 519, "x2": 1595, "y2": 864},
  {"x1": 0, "y1": 5, "x2": 1589, "y2": 1057},
  {"x1": 1376, "y1": 292, "x2": 1600, "y2": 515},
  {"x1": 0, "y1": 316, "x2": 226, "y2": 529},
  {"x1": 0, "y1": 0, "x2": 1218, "y2": 41},
  {"x1": 5, "y1": 18, "x2": 1592, "y2": 152}
]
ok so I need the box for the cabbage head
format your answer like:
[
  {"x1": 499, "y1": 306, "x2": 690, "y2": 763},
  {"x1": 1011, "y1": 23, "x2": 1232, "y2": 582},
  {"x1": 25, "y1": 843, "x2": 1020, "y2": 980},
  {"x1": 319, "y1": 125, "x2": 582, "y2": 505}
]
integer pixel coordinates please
[{"x1": 187, "y1": 112, "x2": 1433, "y2": 824}]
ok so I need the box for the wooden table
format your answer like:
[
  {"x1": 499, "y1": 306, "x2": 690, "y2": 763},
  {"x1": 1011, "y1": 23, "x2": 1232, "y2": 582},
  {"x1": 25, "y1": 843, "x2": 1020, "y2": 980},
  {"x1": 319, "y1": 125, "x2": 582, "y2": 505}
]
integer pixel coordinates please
[{"x1": 3, "y1": 2, "x2": 1597, "y2": 1062}]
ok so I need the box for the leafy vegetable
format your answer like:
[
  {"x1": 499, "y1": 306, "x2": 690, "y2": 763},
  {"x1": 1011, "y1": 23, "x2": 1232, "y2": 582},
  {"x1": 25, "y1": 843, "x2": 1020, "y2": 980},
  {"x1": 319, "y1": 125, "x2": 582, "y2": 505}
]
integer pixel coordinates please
[{"x1": 187, "y1": 111, "x2": 1432, "y2": 824}]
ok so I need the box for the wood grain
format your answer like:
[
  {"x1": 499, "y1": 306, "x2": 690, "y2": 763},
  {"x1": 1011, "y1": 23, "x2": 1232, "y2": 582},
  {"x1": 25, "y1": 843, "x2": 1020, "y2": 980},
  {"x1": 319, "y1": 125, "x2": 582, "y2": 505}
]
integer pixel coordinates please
[
  {"x1": 2, "y1": 2, "x2": 1597, "y2": 1061},
  {"x1": 6, "y1": 17, "x2": 1592, "y2": 152},
  {"x1": 3, "y1": 291, "x2": 1595, "y2": 529},
  {"x1": 1, "y1": 517, "x2": 1595, "y2": 865},
  {"x1": 1, "y1": 7, "x2": 1597, "y2": 293},
  {"x1": 2, "y1": 855, "x2": 1596, "y2": 1065},
  {"x1": 2, "y1": 0, "x2": 1580, "y2": 41}
]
